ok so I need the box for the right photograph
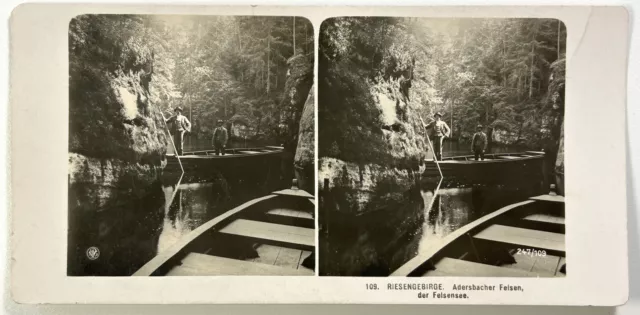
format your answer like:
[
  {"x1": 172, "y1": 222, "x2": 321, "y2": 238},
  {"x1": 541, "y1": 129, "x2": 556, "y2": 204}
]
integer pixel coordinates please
[{"x1": 318, "y1": 17, "x2": 566, "y2": 277}]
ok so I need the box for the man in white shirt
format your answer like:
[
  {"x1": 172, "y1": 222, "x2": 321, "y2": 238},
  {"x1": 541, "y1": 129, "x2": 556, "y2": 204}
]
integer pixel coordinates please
[
  {"x1": 421, "y1": 112, "x2": 451, "y2": 161},
  {"x1": 166, "y1": 107, "x2": 191, "y2": 156}
]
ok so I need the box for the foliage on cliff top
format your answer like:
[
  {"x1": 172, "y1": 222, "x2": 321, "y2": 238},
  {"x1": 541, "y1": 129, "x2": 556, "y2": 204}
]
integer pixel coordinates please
[
  {"x1": 319, "y1": 17, "x2": 429, "y2": 167},
  {"x1": 69, "y1": 15, "x2": 167, "y2": 163},
  {"x1": 69, "y1": 15, "x2": 315, "y2": 162},
  {"x1": 319, "y1": 17, "x2": 567, "y2": 165}
]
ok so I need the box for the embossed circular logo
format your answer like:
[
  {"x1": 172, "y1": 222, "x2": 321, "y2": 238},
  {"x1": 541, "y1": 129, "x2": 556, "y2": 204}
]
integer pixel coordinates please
[{"x1": 86, "y1": 246, "x2": 100, "y2": 260}]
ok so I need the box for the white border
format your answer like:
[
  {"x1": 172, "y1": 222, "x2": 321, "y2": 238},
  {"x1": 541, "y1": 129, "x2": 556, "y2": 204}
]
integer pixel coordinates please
[{"x1": 9, "y1": 4, "x2": 629, "y2": 306}]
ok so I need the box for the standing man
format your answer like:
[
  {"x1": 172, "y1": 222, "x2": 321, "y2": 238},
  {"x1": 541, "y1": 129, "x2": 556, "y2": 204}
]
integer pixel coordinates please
[
  {"x1": 471, "y1": 124, "x2": 488, "y2": 161},
  {"x1": 212, "y1": 119, "x2": 228, "y2": 156},
  {"x1": 166, "y1": 107, "x2": 191, "y2": 156},
  {"x1": 421, "y1": 112, "x2": 451, "y2": 161}
]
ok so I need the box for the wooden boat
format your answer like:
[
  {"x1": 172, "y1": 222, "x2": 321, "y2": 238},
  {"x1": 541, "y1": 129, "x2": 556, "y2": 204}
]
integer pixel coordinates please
[
  {"x1": 390, "y1": 193, "x2": 565, "y2": 277},
  {"x1": 423, "y1": 151, "x2": 547, "y2": 186},
  {"x1": 134, "y1": 182, "x2": 315, "y2": 276},
  {"x1": 165, "y1": 146, "x2": 284, "y2": 175},
  {"x1": 180, "y1": 145, "x2": 284, "y2": 157}
]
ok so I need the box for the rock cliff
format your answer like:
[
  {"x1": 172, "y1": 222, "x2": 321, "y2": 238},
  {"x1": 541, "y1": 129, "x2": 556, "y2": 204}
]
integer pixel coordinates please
[
  {"x1": 294, "y1": 87, "x2": 315, "y2": 194},
  {"x1": 318, "y1": 69, "x2": 428, "y2": 275},
  {"x1": 280, "y1": 54, "x2": 314, "y2": 188},
  {"x1": 68, "y1": 15, "x2": 168, "y2": 275}
]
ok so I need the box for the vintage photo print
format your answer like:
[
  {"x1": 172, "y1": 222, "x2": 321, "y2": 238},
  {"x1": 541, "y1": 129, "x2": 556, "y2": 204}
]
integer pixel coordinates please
[
  {"x1": 10, "y1": 4, "x2": 629, "y2": 305},
  {"x1": 67, "y1": 14, "x2": 316, "y2": 276},
  {"x1": 318, "y1": 17, "x2": 566, "y2": 277}
]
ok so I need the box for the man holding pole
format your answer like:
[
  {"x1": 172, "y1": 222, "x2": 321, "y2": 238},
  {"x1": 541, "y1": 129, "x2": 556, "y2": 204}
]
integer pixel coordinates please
[
  {"x1": 420, "y1": 112, "x2": 451, "y2": 161},
  {"x1": 165, "y1": 106, "x2": 191, "y2": 156}
]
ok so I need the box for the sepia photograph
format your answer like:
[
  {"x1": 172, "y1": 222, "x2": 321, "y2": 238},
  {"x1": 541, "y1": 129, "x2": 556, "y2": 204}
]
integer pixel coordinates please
[
  {"x1": 67, "y1": 14, "x2": 315, "y2": 276},
  {"x1": 9, "y1": 4, "x2": 632, "y2": 305},
  {"x1": 318, "y1": 17, "x2": 566, "y2": 277}
]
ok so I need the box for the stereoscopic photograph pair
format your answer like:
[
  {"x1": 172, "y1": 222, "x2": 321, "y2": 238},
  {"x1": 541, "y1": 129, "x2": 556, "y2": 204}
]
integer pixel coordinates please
[{"x1": 67, "y1": 14, "x2": 565, "y2": 279}]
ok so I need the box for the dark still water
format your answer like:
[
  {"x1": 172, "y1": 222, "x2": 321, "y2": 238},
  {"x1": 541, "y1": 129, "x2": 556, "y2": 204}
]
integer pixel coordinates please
[
  {"x1": 69, "y1": 158, "x2": 283, "y2": 276},
  {"x1": 156, "y1": 181, "x2": 263, "y2": 254},
  {"x1": 412, "y1": 185, "x2": 532, "y2": 257},
  {"x1": 319, "y1": 181, "x2": 540, "y2": 276}
]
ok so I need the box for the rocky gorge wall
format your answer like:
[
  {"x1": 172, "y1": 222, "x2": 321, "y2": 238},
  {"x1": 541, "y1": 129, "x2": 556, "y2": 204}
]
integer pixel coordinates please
[
  {"x1": 281, "y1": 54, "x2": 314, "y2": 190},
  {"x1": 294, "y1": 87, "x2": 315, "y2": 194},
  {"x1": 68, "y1": 23, "x2": 169, "y2": 274},
  {"x1": 318, "y1": 71, "x2": 429, "y2": 275}
]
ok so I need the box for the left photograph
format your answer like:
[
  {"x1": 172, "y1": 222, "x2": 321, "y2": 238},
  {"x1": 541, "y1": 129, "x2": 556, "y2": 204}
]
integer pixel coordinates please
[{"x1": 68, "y1": 14, "x2": 315, "y2": 276}]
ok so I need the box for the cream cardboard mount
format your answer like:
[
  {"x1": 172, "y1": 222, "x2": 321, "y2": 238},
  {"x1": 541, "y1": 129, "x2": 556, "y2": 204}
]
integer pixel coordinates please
[{"x1": 9, "y1": 4, "x2": 630, "y2": 306}]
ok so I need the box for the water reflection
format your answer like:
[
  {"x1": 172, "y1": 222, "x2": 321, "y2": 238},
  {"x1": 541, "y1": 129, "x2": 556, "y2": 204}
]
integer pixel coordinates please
[
  {"x1": 319, "y1": 179, "x2": 539, "y2": 276},
  {"x1": 157, "y1": 182, "x2": 223, "y2": 253},
  {"x1": 402, "y1": 184, "x2": 536, "y2": 270}
]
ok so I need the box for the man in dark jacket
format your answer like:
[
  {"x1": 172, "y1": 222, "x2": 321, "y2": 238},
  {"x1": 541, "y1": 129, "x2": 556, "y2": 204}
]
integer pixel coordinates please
[
  {"x1": 212, "y1": 120, "x2": 229, "y2": 156},
  {"x1": 471, "y1": 124, "x2": 488, "y2": 161}
]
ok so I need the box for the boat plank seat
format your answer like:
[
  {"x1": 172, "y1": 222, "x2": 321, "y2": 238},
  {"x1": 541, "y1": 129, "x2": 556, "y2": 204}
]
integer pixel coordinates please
[
  {"x1": 267, "y1": 208, "x2": 313, "y2": 219},
  {"x1": 264, "y1": 208, "x2": 314, "y2": 228},
  {"x1": 423, "y1": 257, "x2": 537, "y2": 277},
  {"x1": 529, "y1": 195, "x2": 565, "y2": 203},
  {"x1": 497, "y1": 155, "x2": 520, "y2": 159},
  {"x1": 523, "y1": 214, "x2": 565, "y2": 225},
  {"x1": 219, "y1": 219, "x2": 315, "y2": 250},
  {"x1": 167, "y1": 252, "x2": 313, "y2": 276},
  {"x1": 273, "y1": 188, "x2": 314, "y2": 199},
  {"x1": 474, "y1": 224, "x2": 565, "y2": 254},
  {"x1": 513, "y1": 213, "x2": 565, "y2": 233}
]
